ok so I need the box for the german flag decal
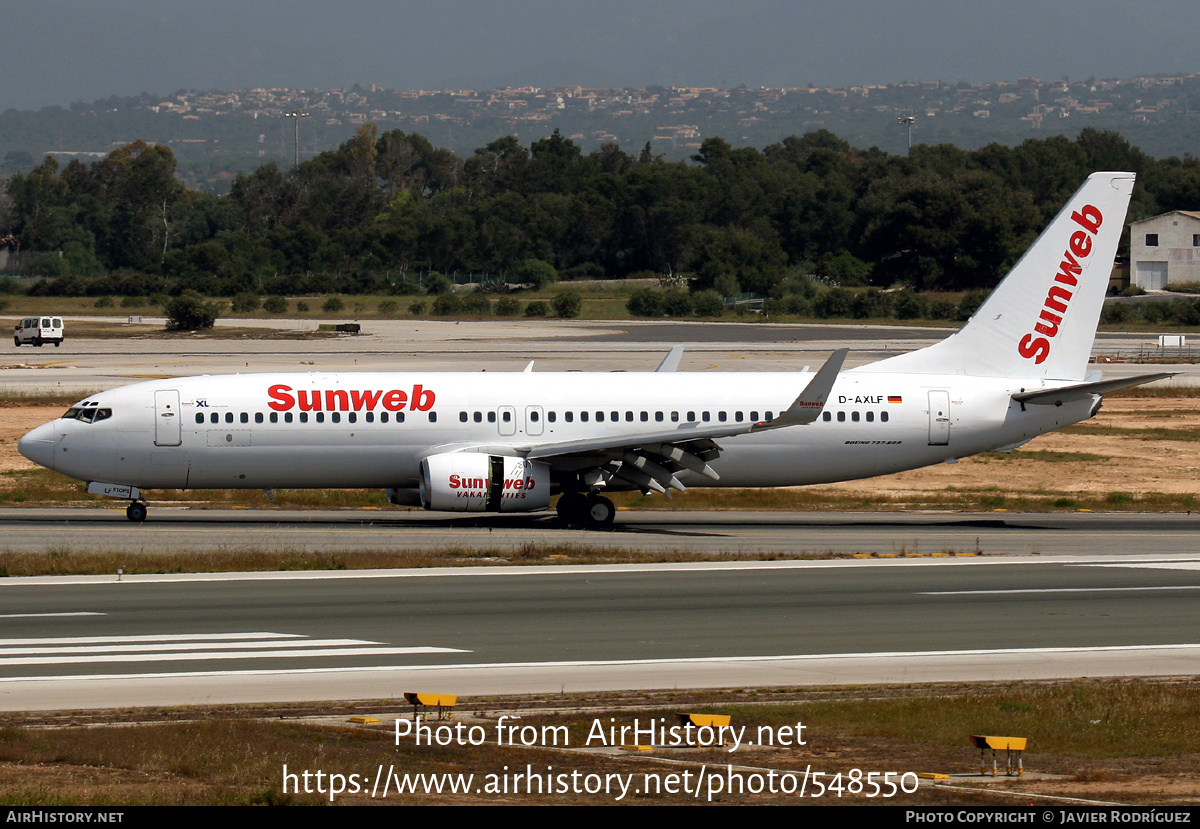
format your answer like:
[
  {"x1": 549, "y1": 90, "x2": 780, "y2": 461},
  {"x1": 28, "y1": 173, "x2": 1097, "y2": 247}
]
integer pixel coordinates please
[{"x1": 888, "y1": 395, "x2": 902, "y2": 404}]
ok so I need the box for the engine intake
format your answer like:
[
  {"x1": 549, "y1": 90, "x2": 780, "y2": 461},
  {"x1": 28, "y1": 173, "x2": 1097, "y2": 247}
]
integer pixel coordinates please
[{"x1": 420, "y1": 453, "x2": 550, "y2": 512}]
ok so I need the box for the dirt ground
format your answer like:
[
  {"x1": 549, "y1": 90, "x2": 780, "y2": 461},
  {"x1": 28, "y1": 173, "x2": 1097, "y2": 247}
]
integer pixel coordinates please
[{"x1": 2, "y1": 398, "x2": 1197, "y2": 498}]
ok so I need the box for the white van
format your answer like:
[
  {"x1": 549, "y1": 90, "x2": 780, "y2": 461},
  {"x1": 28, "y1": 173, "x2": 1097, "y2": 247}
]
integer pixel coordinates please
[{"x1": 14, "y1": 316, "x2": 64, "y2": 347}]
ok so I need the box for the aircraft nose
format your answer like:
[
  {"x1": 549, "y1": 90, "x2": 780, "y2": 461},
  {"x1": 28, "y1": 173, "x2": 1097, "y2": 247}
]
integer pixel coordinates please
[{"x1": 18, "y1": 422, "x2": 57, "y2": 471}]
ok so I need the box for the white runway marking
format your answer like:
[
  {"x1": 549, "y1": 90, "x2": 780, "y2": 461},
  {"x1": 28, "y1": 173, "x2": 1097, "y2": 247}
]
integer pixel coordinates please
[
  {"x1": 0, "y1": 612, "x2": 104, "y2": 619},
  {"x1": 1081, "y1": 562, "x2": 1200, "y2": 572},
  {"x1": 0, "y1": 631, "x2": 468, "y2": 667},
  {"x1": 0, "y1": 632, "x2": 301, "y2": 646},
  {"x1": 6, "y1": 642, "x2": 1197, "y2": 683},
  {"x1": 921, "y1": 586, "x2": 1200, "y2": 595}
]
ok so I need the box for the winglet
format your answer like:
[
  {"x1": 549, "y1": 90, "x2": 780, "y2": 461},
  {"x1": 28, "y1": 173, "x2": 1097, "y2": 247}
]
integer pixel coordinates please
[
  {"x1": 751, "y1": 348, "x2": 847, "y2": 431},
  {"x1": 656, "y1": 345, "x2": 685, "y2": 372}
]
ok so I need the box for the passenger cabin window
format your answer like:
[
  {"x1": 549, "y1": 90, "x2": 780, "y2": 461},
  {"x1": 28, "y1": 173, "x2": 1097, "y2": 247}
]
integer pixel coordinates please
[
  {"x1": 240, "y1": 412, "x2": 249, "y2": 424},
  {"x1": 210, "y1": 413, "x2": 219, "y2": 424},
  {"x1": 255, "y1": 412, "x2": 263, "y2": 424},
  {"x1": 195, "y1": 413, "x2": 204, "y2": 424}
]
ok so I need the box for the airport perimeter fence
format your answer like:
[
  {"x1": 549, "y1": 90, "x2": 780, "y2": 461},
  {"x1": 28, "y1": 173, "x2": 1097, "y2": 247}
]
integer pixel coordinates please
[{"x1": 1093, "y1": 346, "x2": 1200, "y2": 363}]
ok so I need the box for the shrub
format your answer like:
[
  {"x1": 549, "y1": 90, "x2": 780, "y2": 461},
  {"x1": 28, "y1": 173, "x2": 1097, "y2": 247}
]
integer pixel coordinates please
[
  {"x1": 813, "y1": 287, "x2": 853, "y2": 318},
  {"x1": 524, "y1": 300, "x2": 549, "y2": 317},
  {"x1": 691, "y1": 290, "x2": 725, "y2": 318},
  {"x1": 120, "y1": 296, "x2": 145, "y2": 309},
  {"x1": 424, "y1": 273, "x2": 452, "y2": 295},
  {"x1": 322, "y1": 295, "x2": 345, "y2": 313},
  {"x1": 231, "y1": 292, "x2": 260, "y2": 313},
  {"x1": 957, "y1": 289, "x2": 990, "y2": 321},
  {"x1": 551, "y1": 288, "x2": 581, "y2": 319},
  {"x1": 495, "y1": 296, "x2": 522, "y2": 316},
  {"x1": 661, "y1": 289, "x2": 693, "y2": 317},
  {"x1": 851, "y1": 288, "x2": 894, "y2": 319},
  {"x1": 295, "y1": 300, "x2": 309, "y2": 312},
  {"x1": 893, "y1": 290, "x2": 928, "y2": 320},
  {"x1": 431, "y1": 293, "x2": 462, "y2": 315},
  {"x1": 927, "y1": 298, "x2": 958, "y2": 320},
  {"x1": 165, "y1": 291, "x2": 220, "y2": 330},
  {"x1": 408, "y1": 301, "x2": 426, "y2": 315},
  {"x1": 459, "y1": 292, "x2": 492, "y2": 315},
  {"x1": 627, "y1": 288, "x2": 663, "y2": 317},
  {"x1": 93, "y1": 296, "x2": 114, "y2": 308},
  {"x1": 518, "y1": 259, "x2": 558, "y2": 289},
  {"x1": 262, "y1": 296, "x2": 288, "y2": 313},
  {"x1": 377, "y1": 299, "x2": 398, "y2": 314},
  {"x1": 783, "y1": 294, "x2": 813, "y2": 316}
]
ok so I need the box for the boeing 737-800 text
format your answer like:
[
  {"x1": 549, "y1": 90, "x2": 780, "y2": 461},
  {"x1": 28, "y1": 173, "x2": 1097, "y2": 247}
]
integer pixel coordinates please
[{"x1": 18, "y1": 172, "x2": 1168, "y2": 526}]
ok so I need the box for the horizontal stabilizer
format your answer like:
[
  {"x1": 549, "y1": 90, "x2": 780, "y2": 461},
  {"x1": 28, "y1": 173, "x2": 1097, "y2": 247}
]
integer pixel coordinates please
[{"x1": 1012, "y1": 372, "x2": 1177, "y2": 405}]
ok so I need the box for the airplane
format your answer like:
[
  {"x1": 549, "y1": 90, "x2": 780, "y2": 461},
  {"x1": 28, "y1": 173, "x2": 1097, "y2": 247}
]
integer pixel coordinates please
[{"x1": 18, "y1": 171, "x2": 1171, "y2": 528}]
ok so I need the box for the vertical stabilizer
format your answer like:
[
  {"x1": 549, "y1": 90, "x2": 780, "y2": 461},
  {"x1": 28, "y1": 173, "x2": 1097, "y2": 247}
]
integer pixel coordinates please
[{"x1": 860, "y1": 172, "x2": 1135, "y2": 380}]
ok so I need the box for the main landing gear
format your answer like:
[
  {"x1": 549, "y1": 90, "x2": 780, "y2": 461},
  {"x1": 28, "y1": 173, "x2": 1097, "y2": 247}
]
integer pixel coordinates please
[
  {"x1": 126, "y1": 501, "x2": 148, "y2": 522},
  {"x1": 555, "y1": 492, "x2": 616, "y2": 529}
]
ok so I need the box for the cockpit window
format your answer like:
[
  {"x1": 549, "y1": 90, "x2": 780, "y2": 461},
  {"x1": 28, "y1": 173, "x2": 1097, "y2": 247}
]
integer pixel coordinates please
[{"x1": 60, "y1": 407, "x2": 112, "y2": 424}]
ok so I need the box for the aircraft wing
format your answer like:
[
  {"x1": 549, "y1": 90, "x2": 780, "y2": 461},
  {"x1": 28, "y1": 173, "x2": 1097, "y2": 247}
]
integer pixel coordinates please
[{"x1": 424, "y1": 349, "x2": 847, "y2": 494}]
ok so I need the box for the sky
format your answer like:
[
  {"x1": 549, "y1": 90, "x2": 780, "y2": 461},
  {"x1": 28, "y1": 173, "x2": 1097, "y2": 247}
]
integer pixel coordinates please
[{"x1": 2, "y1": 0, "x2": 1198, "y2": 110}]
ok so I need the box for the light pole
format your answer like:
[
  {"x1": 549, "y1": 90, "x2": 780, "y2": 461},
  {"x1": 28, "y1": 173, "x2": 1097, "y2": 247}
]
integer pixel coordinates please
[
  {"x1": 284, "y1": 111, "x2": 309, "y2": 167},
  {"x1": 897, "y1": 115, "x2": 916, "y2": 154}
]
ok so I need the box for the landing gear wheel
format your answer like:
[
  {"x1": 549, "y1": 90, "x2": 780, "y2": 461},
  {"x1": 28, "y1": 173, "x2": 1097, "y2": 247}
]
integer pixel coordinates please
[
  {"x1": 585, "y1": 495, "x2": 615, "y2": 528},
  {"x1": 126, "y1": 502, "x2": 148, "y2": 522},
  {"x1": 556, "y1": 492, "x2": 588, "y2": 526}
]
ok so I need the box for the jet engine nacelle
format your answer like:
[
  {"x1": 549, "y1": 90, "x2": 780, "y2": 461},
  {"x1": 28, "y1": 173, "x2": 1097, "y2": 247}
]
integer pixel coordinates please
[{"x1": 420, "y1": 453, "x2": 550, "y2": 512}]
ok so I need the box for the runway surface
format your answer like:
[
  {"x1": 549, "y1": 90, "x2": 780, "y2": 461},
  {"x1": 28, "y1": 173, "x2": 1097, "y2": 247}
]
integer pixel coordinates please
[
  {"x1": 2, "y1": 508, "x2": 1200, "y2": 557},
  {"x1": 2, "y1": 553, "x2": 1200, "y2": 710}
]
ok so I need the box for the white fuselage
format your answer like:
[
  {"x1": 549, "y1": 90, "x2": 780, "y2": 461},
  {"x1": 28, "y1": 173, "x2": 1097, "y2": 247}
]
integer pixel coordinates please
[{"x1": 18, "y1": 368, "x2": 1096, "y2": 493}]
